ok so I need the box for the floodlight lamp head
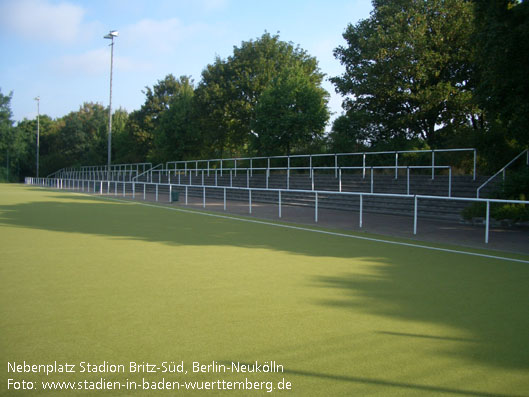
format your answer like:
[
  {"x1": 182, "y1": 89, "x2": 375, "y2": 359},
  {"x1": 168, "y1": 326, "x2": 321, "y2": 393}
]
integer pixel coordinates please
[{"x1": 104, "y1": 30, "x2": 119, "y2": 39}]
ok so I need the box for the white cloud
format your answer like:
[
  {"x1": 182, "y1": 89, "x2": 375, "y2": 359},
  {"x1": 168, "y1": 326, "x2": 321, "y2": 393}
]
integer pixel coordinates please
[
  {"x1": 52, "y1": 48, "x2": 152, "y2": 77},
  {"x1": 0, "y1": 0, "x2": 86, "y2": 44},
  {"x1": 121, "y1": 17, "x2": 211, "y2": 54}
]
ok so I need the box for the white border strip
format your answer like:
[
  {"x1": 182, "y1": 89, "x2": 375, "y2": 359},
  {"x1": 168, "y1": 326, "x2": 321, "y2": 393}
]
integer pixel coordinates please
[{"x1": 83, "y1": 194, "x2": 529, "y2": 265}]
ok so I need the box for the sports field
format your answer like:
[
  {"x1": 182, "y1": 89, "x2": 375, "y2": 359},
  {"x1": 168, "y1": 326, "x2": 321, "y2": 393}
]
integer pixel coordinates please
[{"x1": 1, "y1": 184, "x2": 528, "y2": 396}]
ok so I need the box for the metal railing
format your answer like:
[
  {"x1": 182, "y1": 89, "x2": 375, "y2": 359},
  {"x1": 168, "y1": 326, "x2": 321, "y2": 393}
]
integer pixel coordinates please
[
  {"x1": 167, "y1": 148, "x2": 476, "y2": 181},
  {"x1": 135, "y1": 164, "x2": 453, "y2": 197},
  {"x1": 477, "y1": 149, "x2": 529, "y2": 198},
  {"x1": 26, "y1": 175, "x2": 528, "y2": 245}
]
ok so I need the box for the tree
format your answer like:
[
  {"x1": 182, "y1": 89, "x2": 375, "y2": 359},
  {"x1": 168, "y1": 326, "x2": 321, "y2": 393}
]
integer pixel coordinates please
[
  {"x1": 122, "y1": 75, "x2": 183, "y2": 162},
  {"x1": 151, "y1": 76, "x2": 198, "y2": 162},
  {"x1": 252, "y1": 65, "x2": 329, "y2": 155},
  {"x1": 0, "y1": 89, "x2": 14, "y2": 181},
  {"x1": 54, "y1": 103, "x2": 108, "y2": 168},
  {"x1": 195, "y1": 32, "x2": 327, "y2": 158},
  {"x1": 473, "y1": 0, "x2": 529, "y2": 148},
  {"x1": 331, "y1": 0, "x2": 480, "y2": 148}
]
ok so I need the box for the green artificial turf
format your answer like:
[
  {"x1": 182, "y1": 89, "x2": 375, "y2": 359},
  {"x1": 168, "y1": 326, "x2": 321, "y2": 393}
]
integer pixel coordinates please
[{"x1": 1, "y1": 184, "x2": 528, "y2": 396}]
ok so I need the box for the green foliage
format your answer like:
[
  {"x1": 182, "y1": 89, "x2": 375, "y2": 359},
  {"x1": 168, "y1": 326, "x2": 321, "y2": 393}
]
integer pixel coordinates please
[
  {"x1": 331, "y1": 0, "x2": 480, "y2": 147},
  {"x1": 195, "y1": 32, "x2": 327, "y2": 158},
  {"x1": 473, "y1": 0, "x2": 529, "y2": 148},
  {"x1": 462, "y1": 169, "x2": 529, "y2": 222},
  {"x1": 150, "y1": 76, "x2": 199, "y2": 162},
  {"x1": 252, "y1": 65, "x2": 329, "y2": 155}
]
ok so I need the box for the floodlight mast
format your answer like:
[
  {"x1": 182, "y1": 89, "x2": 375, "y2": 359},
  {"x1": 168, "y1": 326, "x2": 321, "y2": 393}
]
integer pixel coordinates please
[{"x1": 104, "y1": 30, "x2": 118, "y2": 179}]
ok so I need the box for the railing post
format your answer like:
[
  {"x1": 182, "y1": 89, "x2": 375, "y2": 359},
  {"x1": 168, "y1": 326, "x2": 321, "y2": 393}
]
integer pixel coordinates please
[
  {"x1": 448, "y1": 167, "x2": 452, "y2": 197},
  {"x1": 278, "y1": 190, "x2": 282, "y2": 218},
  {"x1": 185, "y1": 185, "x2": 188, "y2": 205},
  {"x1": 339, "y1": 168, "x2": 342, "y2": 192},
  {"x1": 223, "y1": 187, "x2": 226, "y2": 211},
  {"x1": 335, "y1": 154, "x2": 338, "y2": 178},
  {"x1": 155, "y1": 184, "x2": 158, "y2": 202},
  {"x1": 203, "y1": 186, "x2": 205, "y2": 208},
  {"x1": 230, "y1": 170, "x2": 233, "y2": 187},
  {"x1": 359, "y1": 194, "x2": 363, "y2": 228},
  {"x1": 407, "y1": 167, "x2": 410, "y2": 195},
  {"x1": 413, "y1": 195, "x2": 418, "y2": 235},
  {"x1": 143, "y1": 183, "x2": 146, "y2": 200},
  {"x1": 370, "y1": 167, "x2": 374, "y2": 193},
  {"x1": 169, "y1": 184, "x2": 172, "y2": 203},
  {"x1": 395, "y1": 152, "x2": 398, "y2": 179},
  {"x1": 315, "y1": 192, "x2": 318, "y2": 223},
  {"x1": 249, "y1": 190, "x2": 252, "y2": 214},
  {"x1": 287, "y1": 156, "x2": 290, "y2": 189},
  {"x1": 485, "y1": 200, "x2": 490, "y2": 244},
  {"x1": 432, "y1": 150, "x2": 435, "y2": 180},
  {"x1": 247, "y1": 169, "x2": 249, "y2": 188},
  {"x1": 363, "y1": 153, "x2": 366, "y2": 179}
]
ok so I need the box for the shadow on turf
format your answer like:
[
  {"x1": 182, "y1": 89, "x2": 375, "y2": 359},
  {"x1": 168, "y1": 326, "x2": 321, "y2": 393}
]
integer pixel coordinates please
[
  {"x1": 222, "y1": 362, "x2": 522, "y2": 397},
  {"x1": 316, "y1": 260, "x2": 529, "y2": 372},
  {"x1": 1, "y1": 194, "x2": 528, "y2": 375}
]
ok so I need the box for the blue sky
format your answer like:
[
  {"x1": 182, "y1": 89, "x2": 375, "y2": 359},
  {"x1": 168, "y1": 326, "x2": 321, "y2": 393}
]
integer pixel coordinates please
[{"x1": 0, "y1": 0, "x2": 373, "y2": 126}]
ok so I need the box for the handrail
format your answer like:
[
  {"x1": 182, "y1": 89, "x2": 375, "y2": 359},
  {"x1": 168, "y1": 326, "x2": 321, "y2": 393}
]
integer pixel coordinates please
[
  {"x1": 132, "y1": 163, "x2": 163, "y2": 183},
  {"x1": 46, "y1": 168, "x2": 65, "y2": 178},
  {"x1": 476, "y1": 149, "x2": 528, "y2": 198},
  {"x1": 166, "y1": 148, "x2": 476, "y2": 181}
]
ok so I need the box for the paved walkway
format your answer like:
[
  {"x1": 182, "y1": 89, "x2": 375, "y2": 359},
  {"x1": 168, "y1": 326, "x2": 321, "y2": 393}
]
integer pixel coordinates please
[{"x1": 174, "y1": 195, "x2": 529, "y2": 255}]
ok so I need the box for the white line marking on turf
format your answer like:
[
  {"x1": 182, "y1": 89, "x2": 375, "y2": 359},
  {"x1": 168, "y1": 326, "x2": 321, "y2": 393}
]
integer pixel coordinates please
[{"x1": 78, "y1": 192, "x2": 529, "y2": 264}]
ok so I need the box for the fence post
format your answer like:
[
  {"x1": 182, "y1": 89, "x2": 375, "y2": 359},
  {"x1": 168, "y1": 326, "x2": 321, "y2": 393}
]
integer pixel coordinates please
[
  {"x1": 407, "y1": 167, "x2": 410, "y2": 195},
  {"x1": 230, "y1": 170, "x2": 233, "y2": 187},
  {"x1": 395, "y1": 152, "x2": 398, "y2": 179},
  {"x1": 278, "y1": 190, "x2": 282, "y2": 218},
  {"x1": 132, "y1": 183, "x2": 135, "y2": 199},
  {"x1": 247, "y1": 169, "x2": 249, "y2": 188},
  {"x1": 203, "y1": 186, "x2": 205, "y2": 208},
  {"x1": 339, "y1": 168, "x2": 342, "y2": 192},
  {"x1": 359, "y1": 194, "x2": 363, "y2": 228},
  {"x1": 143, "y1": 183, "x2": 146, "y2": 200},
  {"x1": 335, "y1": 154, "x2": 338, "y2": 178},
  {"x1": 448, "y1": 168, "x2": 452, "y2": 197},
  {"x1": 224, "y1": 187, "x2": 226, "y2": 211},
  {"x1": 413, "y1": 196, "x2": 418, "y2": 235},
  {"x1": 169, "y1": 184, "x2": 172, "y2": 203},
  {"x1": 370, "y1": 167, "x2": 374, "y2": 193},
  {"x1": 432, "y1": 150, "x2": 435, "y2": 180},
  {"x1": 363, "y1": 153, "x2": 366, "y2": 179},
  {"x1": 156, "y1": 184, "x2": 158, "y2": 202},
  {"x1": 485, "y1": 200, "x2": 490, "y2": 244},
  {"x1": 315, "y1": 192, "x2": 318, "y2": 223},
  {"x1": 249, "y1": 189, "x2": 252, "y2": 214},
  {"x1": 185, "y1": 186, "x2": 188, "y2": 205}
]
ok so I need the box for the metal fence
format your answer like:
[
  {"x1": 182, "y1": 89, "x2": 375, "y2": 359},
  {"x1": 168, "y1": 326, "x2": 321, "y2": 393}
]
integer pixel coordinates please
[
  {"x1": 166, "y1": 148, "x2": 477, "y2": 181},
  {"x1": 25, "y1": 176, "x2": 527, "y2": 245}
]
